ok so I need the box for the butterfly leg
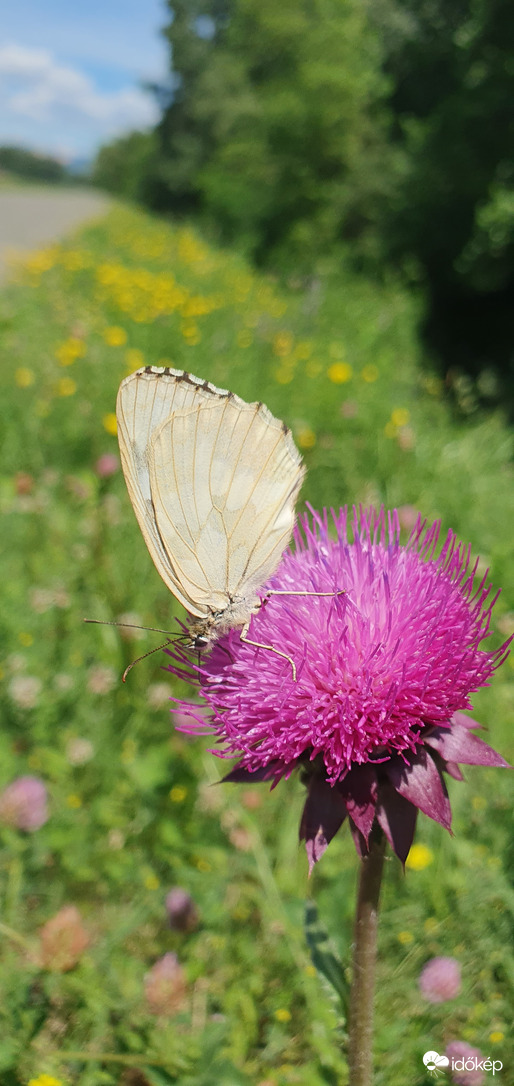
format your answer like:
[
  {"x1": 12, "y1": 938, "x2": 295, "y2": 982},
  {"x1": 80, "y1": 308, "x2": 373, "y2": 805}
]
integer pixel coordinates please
[
  {"x1": 263, "y1": 589, "x2": 346, "y2": 599},
  {"x1": 239, "y1": 625, "x2": 297, "y2": 682}
]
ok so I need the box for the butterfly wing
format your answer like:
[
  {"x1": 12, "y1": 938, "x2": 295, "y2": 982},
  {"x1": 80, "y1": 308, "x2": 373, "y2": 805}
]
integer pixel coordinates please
[
  {"x1": 149, "y1": 396, "x2": 305, "y2": 615},
  {"x1": 117, "y1": 366, "x2": 304, "y2": 624},
  {"x1": 116, "y1": 367, "x2": 226, "y2": 616}
]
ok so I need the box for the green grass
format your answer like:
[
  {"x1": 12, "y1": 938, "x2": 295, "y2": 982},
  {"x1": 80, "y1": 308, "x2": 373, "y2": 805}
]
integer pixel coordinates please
[{"x1": 0, "y1": 204, "x2": 512, "y2": 1085}]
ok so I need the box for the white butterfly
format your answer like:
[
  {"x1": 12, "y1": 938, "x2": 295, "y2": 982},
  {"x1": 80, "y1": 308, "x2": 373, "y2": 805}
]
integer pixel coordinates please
[{"x1": 116, "y1": 366, "x2": 305, "y2": 658}]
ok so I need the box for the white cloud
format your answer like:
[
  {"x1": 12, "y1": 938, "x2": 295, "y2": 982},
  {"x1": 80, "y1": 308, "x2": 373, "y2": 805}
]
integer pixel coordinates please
[{"x1": 0, "y1": 42, "x2": 160, "y2": 156}]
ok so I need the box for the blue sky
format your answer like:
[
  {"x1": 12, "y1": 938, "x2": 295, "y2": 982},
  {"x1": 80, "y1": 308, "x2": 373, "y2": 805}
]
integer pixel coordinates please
[{"x1": 0, "y1": 0, "x2": 170, "y2": 161}]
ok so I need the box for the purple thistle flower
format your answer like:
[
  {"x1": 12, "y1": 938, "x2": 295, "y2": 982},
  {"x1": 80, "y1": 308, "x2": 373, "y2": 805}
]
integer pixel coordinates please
[
  {"x1": 166, "y1": 506, "x2": 510, "y2": 871},
  {"x1": 419, "y1": 956, "x2": 462, "y2": 1002},
  {"x1": 0, "y1": 775, "x2": 49, "y2": 831}
]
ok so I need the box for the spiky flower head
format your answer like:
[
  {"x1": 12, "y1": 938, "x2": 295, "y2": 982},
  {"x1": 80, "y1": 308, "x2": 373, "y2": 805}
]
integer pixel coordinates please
[{"x1": 167, "y1": 507, "x2": 510, "y2": 870}]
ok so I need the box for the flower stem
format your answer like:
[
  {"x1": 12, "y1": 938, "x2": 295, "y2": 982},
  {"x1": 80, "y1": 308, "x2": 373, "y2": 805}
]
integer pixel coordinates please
[{"x1": 348, "y1": 830, "x2": 387, "y2": 1086}]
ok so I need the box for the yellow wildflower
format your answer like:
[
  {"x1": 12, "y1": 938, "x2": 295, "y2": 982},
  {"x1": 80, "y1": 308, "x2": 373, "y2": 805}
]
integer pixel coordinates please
[
  {"x1": 275, "y1": 369, "x2": 295, "y2": 385},
  {"x1": 397, "y1": 931, "x2": 414, "y2": 945},
  {"x1": 56, "y1": 378, "x2": 76, "y2": 397},
  {"x1": 24, "y1": 250, "x2": 56, "y2": 275},
  {"x1": 180, "y1": 324, "x2": 201, "y2": 345},
  {"x1": 66, "y1": 794, "x2": 82, "y2": 809},
  {"x1": 489, "y1": 1032, "x2": 504, "y2": 1043},
  {"x1": 28, "y1": 1076, "x2": 64, "y2": 1086},
  {"x1": 55, "y1": 338, "x2": 86, "y2": 366},
  {"x1": 103, "y1": 326, "x2": 127, "y2": 347},
  {"x1": 273, "y1": 331, "x2": 294, "y2": 358},
  {"x1": 19, "y1": 632, "x2": 34, "y2": 647},
  {"x1": 15, "y1": 368, "x2": 35, "y2": 388},
  {"x1": 296, "y1": 427, "x2": 316, "y2": 449},
  {"x1": 391, "y1": 407, "x2": 410, "y2": 428},
  {"x1": 170, "y1": 786, "x2": 187, "y2": 803},
  {"x1": 405, "y1": 843, "x2": 434, "y2": 870},
  {"x1": 294, "y1": 340, "x2": 313, "y2": 360},
  {"x1": 361, "y1": 364, "x2": 379, "y2": 383},
  {"x1": 61, "y1": 249, "x2": 88, "y2": 271},
  {"x1": 144, "y1": 873, "x2": 160, "y2": 891},
  {"x1": 103, "y1": 413, "x2": 118, "y2": 436},
  {"x1": 327, "y1": 362, "x2": 353, "y2": 384},
  {"x1": 125, "y1": 348, "x2": 144, "y2": 372},
  {"x1": 177, "y1": 231, "x2": 209, "y2": 264},
  {"x1": 96, "y1": 263, "x2": 119, "y2": 286},
  {"x1": 275, "y1": 1008, "x2": 292, "y2": 1023}
]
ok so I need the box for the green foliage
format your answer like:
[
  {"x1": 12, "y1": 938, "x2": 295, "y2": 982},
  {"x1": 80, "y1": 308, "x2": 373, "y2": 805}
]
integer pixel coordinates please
[
  {"x1": 92, "y1": 130, "x2": 162, "y2": 205},
  {"x1": 370, "y1": 0, "x2": 514, "y2": 405},
  {"x1": 0, "y1": 145, "x2": 68, "y2": 184},
  {"x1": 92, "y1": 1, "x2": 514, "y2": 402},
  {"x1": 154, "y1": 0, "x2": 393, "y2": 265},
  {"x1": 0, "y1": 205, "x2": 513, "y2": 1083},
  {"x1": 304, "y1": 901, "x2": 349, "y2": 1020}
]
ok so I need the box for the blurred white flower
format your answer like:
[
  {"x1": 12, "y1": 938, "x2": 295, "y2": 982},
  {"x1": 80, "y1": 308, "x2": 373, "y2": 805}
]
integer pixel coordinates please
[
  {"x1": 8, "y1": 674, "x2": 42, "y2": 709},
  {"x1": 29, "y1": 586, "x2": 70, "y2": 613},
  {"x1": 29, "y1": 588, "x2": 54, "y2": 613},
  {"x1": 53, "y1": 587, "x2": 70, "y2": 609},
  {"x1": 54, "y1": 673, "x2": 74, "y2": 693},
  {"x1": 6, "y1": 654, "x2": 27, "y2": 673},
  {"x1": 87, "y1": 665, "x2": 116, "y2": 695},
  {"x1": 108, "y1": 829, "x2": 125, "y2": 850},
  {"x1": 66, "y1": 737, "x2": 94, "y2": 766},
  {"x1": 148, "y1": 682, "x2": 171, "y2": 709}
]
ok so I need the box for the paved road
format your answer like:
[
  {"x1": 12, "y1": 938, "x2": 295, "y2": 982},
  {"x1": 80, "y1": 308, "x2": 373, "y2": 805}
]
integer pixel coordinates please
[{"x1": 0, "y1": 188, "x2": 110, "y2": 280}]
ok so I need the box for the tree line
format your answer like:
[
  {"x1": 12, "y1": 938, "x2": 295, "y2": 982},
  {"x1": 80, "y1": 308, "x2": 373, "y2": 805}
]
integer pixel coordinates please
[{"x1": 93, "y1": 0, "x2": 514, "y2": 407}]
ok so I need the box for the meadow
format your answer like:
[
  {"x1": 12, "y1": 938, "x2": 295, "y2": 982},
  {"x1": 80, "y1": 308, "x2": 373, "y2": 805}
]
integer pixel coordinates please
[{"x1": 0, "y1": 203, "x2": 513, "y2": 1086}]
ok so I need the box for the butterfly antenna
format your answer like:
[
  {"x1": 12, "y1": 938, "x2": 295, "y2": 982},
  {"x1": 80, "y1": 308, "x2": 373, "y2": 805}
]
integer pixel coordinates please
[
  {"x1": 122, "y1": 638, "x2": 175, "y2": 682},
  {"x1": 84, "y1": 618, "x2": 173, "y2": 635}
]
